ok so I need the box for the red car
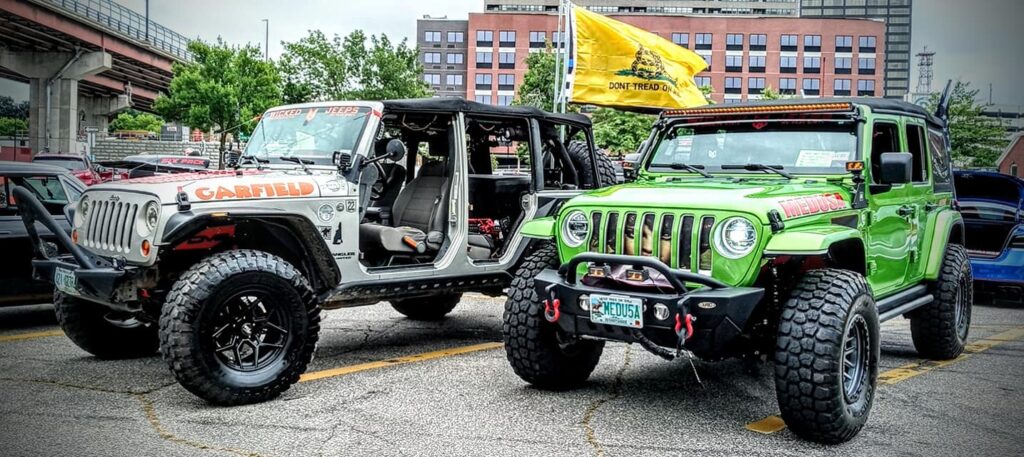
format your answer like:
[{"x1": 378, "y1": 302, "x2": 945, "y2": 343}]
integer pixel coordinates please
[{"x1": 31, "y1": 153, "x2": 115, "y2": 186}]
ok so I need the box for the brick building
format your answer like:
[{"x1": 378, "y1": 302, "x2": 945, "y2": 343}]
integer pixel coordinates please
[
  {"x1": 418, "y1": 10, "x2": 886, "y2": 105},
  {"x1": 997, "y1": 133, "x2": 1024, "y2": 178},
  {"x1": 416, "y1": 16, "x2": 470, "y2": 99}
]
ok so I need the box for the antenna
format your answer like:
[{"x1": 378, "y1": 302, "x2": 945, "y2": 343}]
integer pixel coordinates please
[{"x1": 915, "y1": 47, "x2": 935, "y2": 94}]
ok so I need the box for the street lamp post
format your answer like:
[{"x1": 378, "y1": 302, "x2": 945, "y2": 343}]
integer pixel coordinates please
[{"x1": 262, "y1": 19, "x2": 269, "y2": 61}]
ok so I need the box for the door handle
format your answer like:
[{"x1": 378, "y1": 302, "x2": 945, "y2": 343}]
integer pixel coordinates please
[{"x1": 898, "y1": 205, "x2": 915, "y2": 217}]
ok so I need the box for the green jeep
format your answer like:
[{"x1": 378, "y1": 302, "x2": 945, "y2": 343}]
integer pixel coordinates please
[{"x1": 502, "y1": 98, "x2": 971, "y2": 444}]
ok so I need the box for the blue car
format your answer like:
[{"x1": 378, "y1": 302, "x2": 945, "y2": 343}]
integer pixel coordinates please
[{"x1": 954, "y1": 170, "x2": 1024, "y2": 304}]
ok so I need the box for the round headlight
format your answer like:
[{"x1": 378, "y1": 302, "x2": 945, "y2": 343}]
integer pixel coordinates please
[
  {"x1": 562, "y1": 211, "x2": 590, "y2": 247},
  {"x1": 714, "y1": 217, "x2": 757, "y2": 259},
  {"x1": 144, "y1": 202, "x2": 160, "y2": 232}
]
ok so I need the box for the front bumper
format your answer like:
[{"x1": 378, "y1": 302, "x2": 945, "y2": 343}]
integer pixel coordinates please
[{"x1": 534, "y1": 253, "x2": 764, "y2": 357}]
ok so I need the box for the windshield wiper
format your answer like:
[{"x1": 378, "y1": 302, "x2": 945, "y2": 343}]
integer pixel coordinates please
[
  {"x1": 721, "y1": 164, "x2": 793, "y2": 179},
  {"x1": 647, "y1": 161, "x2": 712, "y2": 177},
  {"x1": 278, "y1": 156, "x2": 314, "y2": 174},
  {"x1": 239, "y1": 155, "x2": 268, "y2": 170}
]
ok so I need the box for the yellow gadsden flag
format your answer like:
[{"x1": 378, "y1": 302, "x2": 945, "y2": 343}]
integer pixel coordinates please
[{"x1": 567, "y1": 4, "x2": 709, "y2": 110}]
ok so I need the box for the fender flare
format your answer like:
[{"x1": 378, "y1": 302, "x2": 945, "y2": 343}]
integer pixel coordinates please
[
  {"x1": 922, "y1": 209, "x2": 964, "y2": 281},
  {"x1": 520, "y1": 216, "x2": 556, "y2": 240},
  {"x1": 763, "y1": 225, "x2": 864, "y2": 255}
]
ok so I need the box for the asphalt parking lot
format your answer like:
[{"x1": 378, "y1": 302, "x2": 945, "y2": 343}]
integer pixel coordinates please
[{"x1": 1, "y1": 295, "x2": 1023, "y2": 457}]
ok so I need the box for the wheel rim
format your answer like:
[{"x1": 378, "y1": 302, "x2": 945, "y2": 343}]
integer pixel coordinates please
[
  {"x1": 954, "y1": 275, "x2": 970, "y2": 339},
  {"x1": 206, "y1": 286, "x2": 291, "y2": 372},
  {"x1": 842, "y1": 314, "x2": 870, "y2": 404}
]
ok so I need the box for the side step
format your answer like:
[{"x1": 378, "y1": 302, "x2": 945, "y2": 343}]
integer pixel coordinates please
[{"x1": 877, "y1": 284, "x2": 933, "y2": 322}]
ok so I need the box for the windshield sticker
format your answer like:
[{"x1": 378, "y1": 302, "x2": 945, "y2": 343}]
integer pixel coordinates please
[
  {"x1": 194, "y1": 182, "x2": 315, "y2": 201},
  {"x1": 778, "y1": 192, "x2": 849, "y2": 218},
  {"x1": 324, "y1": 106, "x2": 366, "y2": 117},
  {"x1": 265, "y1": 109, "x2": 302, "y2": 120},
  {"x1": 795, "y1": 150, "x2": 838, "y2": 167}
]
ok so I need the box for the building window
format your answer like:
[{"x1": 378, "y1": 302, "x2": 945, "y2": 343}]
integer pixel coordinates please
[
  {"x1": 498, "y1": 73, "x2": 515, "y2": 90},
  {"x1": 672, "y1": 33, "x2": 689, "y2": 48},
  {"x1": 446, "y1": 53, "x2": 464, "y2": 65},
  {"x1": 529, "y1": 31, "x2": 546, "y2": 48},
  {"x1": 723, "y1": 98, "x2": 741, "y2": 105},
  {"x1": 859, "y1": 36, "x2": 876, "y2": 53},
  {"x1": 780, "y1": 56, "x2": 797, "y2": 73},
  {"x1": 726, "y1": 33, "x2": 744, "y2": 50},
  {"x1": 498, "y1": 95, "x2": 514, "y2": 106},
  {"x1": 804, "y1": 34, "x2": 821, "y2": 52},
  {"x1": 695, "y1": 76, "x2": 712, "y2": 87},
  {"x1": 725, "y1": 77, "x2": 742, "y2": 94},
  {"x1": 748, "y1": 55, "x2": 765, "y2": 73},
  {"x1": 476, "y1": 30, "x2": 493, "y2": 46},
  {"x1": 424, "y1": 52, "x2": 441, "y2": 64},
  {"x1": 475, "y1": 73, "x2": 492, "y2": 90},
  {"x1": 803, "y1": 78, "x2": 821, "y2": 96},
  {"x1": 779, "y1": 77, "x2": 797, "y2": 95},
  {"x1": 835, "y1": 35, "x2": 853, "y2": 52},
  {"x1": 858, "y1": 57, "x2": 875, "y2": 75},
  {"x1": 748, "y1": 77, "x2": 765, "y2": 95},
  {"x1": 499, "y1": 30, "x2": 516, "y2": 47},
  {"x1": 498, "y1": 52, "x2": 516, "y2": 69},
  {"x1": 447, "y1": 32, "x2": 464, "y2": 43},
  {"x1": 803, "y1": 56, "x2": 821, "y2": 74},
  {"x1": 424, "y1": 74, "x2": 440, "y2": 85},
  {"x1": 424, "y1": 31, "x2": 441, "y2": 43},
  {"x1": 834, "y1": 78, "x2": 851, "y2": 96},
  {"x1": 476, "y1": 52, "x2": 493, "y2": 68},
  {"x1": 695, "y1": 33, "x2": 712, "y2": 50},
  {"x1": 835, "y1": 57, "x2": 852, "y2": 74},
  {"x1": 1011, "y1": 163, "x2": 1019, "y2": 177},
  {"x1": 697, "y1": 51, "x2": 712, "y2": 70},
  {"x1": 857, "y1": 79, "x2": 875, "y2": 96},
  {"x1": 726, "y1": 55, "x2": 743, "y2": 72},
  {"x1": 446, "y1": 74, "x2": 463, "y2": 86},
  {"x1": 749, "y1": 34, "x2": 767, "y2": 51},
  {"x1": 780, "y1": 34, "x2": 798, "y2": 52},
  {"x1": 475, "y1": 94, "x2": 492, "y2": 104},
  {"x1": 551, "y1": 31, "x2": 566, "y2": 46}
]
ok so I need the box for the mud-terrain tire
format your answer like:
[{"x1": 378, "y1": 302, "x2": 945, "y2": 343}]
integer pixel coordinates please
[
  {"x1": 503, "y1": 243, "x2": 604, "y2": 390},
  {"x1": 390, "y1": 294, "x2": 461, "y2": 320},
  {"x1": 911, "y1": 244, "x2": 972, "y2": 359},
  {"x1": 567, "y1": 140, "x2": 617, "y2": 188},
  {"x1": 54, "y1": 292, "x2": 158, "y2": 359},
  {"x1": 159, "y1": 250, "x2": 320, "y2": 405},
  {"x1": 774, "y1": 269, "x2": 879, "y2": 444}
]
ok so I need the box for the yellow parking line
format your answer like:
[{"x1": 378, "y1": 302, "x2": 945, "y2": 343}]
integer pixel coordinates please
[
  {"x1": 746, "y1": 325, "x2": 1024, "y2": 435},
  {"x1": 299, "y1": 342, "x2": 503, "y2": 383},
  {"x1": 0, "y1": 329, "x2": 64, "y2": 343}
]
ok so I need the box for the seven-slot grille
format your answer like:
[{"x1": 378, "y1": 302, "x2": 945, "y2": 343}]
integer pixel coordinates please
[
  {"x1": 81, "y1": 198, "x2": 140, "y2": 254},
  {"x1": 586, "y1": 210, "x2": 715, "y2": 274}
]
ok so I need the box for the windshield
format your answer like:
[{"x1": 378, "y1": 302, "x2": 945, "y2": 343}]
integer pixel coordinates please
[
  {"x1": 244, "y1": 105, "x2": 372, "y2": 165},
  {"x1": 647, "y1": 121, "x2": 858, "y2": 176},
  {"x1": 33, "y1": 157, "x2": 87, "y2": 171}
]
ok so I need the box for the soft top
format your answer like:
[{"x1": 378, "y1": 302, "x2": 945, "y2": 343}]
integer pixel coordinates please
[
  {"x1": 663, "y1": 97, "x2": 944, "y2": 128},
  {"x1": 382, "y1": 98, "x2": 591, "y2": 126}
]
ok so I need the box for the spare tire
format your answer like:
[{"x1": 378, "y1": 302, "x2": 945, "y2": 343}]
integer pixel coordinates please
[{"x1": 567, "y1": 140, "x2": 617, "y2": 188}]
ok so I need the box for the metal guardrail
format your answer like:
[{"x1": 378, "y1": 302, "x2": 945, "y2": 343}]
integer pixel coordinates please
[{"x1": 39, "y1": 0, "x2": 192, "y2": 61}]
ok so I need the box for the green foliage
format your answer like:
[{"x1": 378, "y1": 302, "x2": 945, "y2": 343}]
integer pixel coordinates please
[
  {"x1": 515, "y1": 46, "x2": 557, "y2": 111},
  {"x1": 927, "y1": 81, "x2": 1008, "y2": 167},
  {"x1": 760, "y1": 86, "x2": 786, "y2": 100},
  {"x1": 0, "y1": 96, "x2": 29, "y2": 119},
  {"x1": 154, "y1": 39, "x2": 281, "y2": 162},
  {"x1": 0, "y1": 117, "x2": 28, "y2": 136},
  {"x1": 591, "y1": 108, "x2": 655, "y2": 154},
  {"x1": 108, "y1": 111, "x2": 163, "y2": 133},
  {"x1": 699, "y1": 84, "x2": 715, "y2": 104},
  {"x1": 279, "y1": 30, "x2": 428, "y2": 103}
]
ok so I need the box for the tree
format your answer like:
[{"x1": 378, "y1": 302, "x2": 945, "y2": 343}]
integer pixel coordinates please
[
  {"x1": 108, "y1": 111, "x2": 163, "y2": 134},
  {"x1": 154, "y1": 39, "x2": 280, "y2": 166},
  {"x1": 699, "y1": 84, "x2": 715, "y2": 104},
  {"x1": 591, "y1": 108, "x2": 655, "y2": 154},
  {"x1": 515, "y1": 46, "x2": 558, "y2": 111},
  {"x1": 278, "y1": 30, "x2": 428, "y2": 103},
  {"x1": 0, "y1": 96, "x2": 29, "y2": 119},
  {"x1": 760, "y1": 85, "x2": 785, "y2": 100},
  {"x1": 927, "y1": 81, "x2": 1008, "y2": 167},
  {"x1": 0, "y1": 117, "x2": 28, "y2": 136}
]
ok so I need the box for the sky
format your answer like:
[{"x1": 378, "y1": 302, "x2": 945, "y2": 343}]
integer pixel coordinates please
[{"x1": 1, "y1": 0, "x2": 1021, "y2": 108}]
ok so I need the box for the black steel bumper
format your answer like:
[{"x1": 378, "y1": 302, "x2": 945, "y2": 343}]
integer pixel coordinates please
[
  {"x1": 535, "y1": 253, "x2": 764, "y2": 356},
  {"x1": 12, "y1": 187, "x2": 138, "y2": 311}
]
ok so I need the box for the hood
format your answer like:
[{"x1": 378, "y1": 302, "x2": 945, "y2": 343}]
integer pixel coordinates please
[
  {"x1": 84, "y1": 168, "x2": 345, "y2": 203},
  {"x1": 566, "y1": 178, "x2": 854, "y2": 223}
]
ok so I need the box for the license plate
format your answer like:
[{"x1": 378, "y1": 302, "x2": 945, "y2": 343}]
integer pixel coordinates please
[
  {"x1": 54, "y1": 267, "x2": 79, "y2": 296},
  {"x1": 589, "y1": 294, "x2": 643, "y2": 329}
]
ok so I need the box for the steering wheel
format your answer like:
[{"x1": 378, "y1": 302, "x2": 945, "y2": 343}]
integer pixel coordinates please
[{"x1": 370, "y1": 162, "x2": 387, "y2": 201}]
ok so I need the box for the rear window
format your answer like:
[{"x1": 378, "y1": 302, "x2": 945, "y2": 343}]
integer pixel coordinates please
[{"x1": 954, "y1": 174, "x2": 1022, "y2": 204}]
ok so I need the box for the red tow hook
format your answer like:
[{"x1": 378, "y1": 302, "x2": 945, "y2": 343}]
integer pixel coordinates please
[
  {"x1": 674, "y1": 313, "x2": 695, "y2": 340},
  {"x1": 543, "y1": 298, "x2": 561, "y2": 323}
]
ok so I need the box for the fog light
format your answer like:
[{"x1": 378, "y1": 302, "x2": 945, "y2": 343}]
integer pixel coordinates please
[
  {"x1": 141, "y1": 239, "x2": 151, "y2": 256},
  {"x1": 587, "y1": 265, "x2": 610, "y2": 278},
  {"x1": 579, "y1": 294, "x2": 591, "y2": 312},
  {"x1": 625, "y1": 268, "x2": 649, "y2": 282},
  {"x1": 653, "y1": 303, "x2": 670, "y2": 321}
]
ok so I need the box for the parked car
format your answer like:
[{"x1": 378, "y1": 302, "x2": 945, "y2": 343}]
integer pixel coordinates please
[
  {"x1": 31, "y1": 153, "x2": 112, "y2": 186},
  {"x1": 954, "y1": 170, "x2": 1024, "y2": 304},
  {"x1": 0, "y1": 161, "x2": 84, "y2": 307}
]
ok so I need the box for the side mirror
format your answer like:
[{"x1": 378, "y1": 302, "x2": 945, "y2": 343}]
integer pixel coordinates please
[
  {"x1": 226, "y1": 150, "x2": 242, "y2": 168},
  {"x1": 878, "y1": 152, "x2": 912, "y2": 185},
  {"x1": 384, "y1": 139, "x2": 406, "y2": 162}
]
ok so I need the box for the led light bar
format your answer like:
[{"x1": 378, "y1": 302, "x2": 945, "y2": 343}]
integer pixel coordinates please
[{"x1": 663, "y1": 102, "x2": 854, "y2": 117}]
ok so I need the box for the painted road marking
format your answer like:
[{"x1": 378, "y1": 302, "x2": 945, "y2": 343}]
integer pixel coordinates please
[
  {"x1": 299, "y1": 342, "x2": 503, "y2": 383},
  {"x1": 0, "y1": 329, "x2": 64, "y2": 343},
  {"x1": 745, "y1": 325, "x2": 1024, "y2": 435}
]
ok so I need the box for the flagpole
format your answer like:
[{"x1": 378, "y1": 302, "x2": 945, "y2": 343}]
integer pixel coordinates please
[
  {"x1": 551, "y1": 0, "x2": 566, "y2": 113},
  {"x1": 559, "y1": 1, "x2": 571, "y2": 114}
]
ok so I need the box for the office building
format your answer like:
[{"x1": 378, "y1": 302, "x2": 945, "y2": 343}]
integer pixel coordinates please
[{"x1": 416, "y1": 16, "x2": 470, "y2": 98}]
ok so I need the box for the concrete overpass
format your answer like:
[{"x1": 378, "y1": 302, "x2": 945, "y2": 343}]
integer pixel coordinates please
[{"x1": 0, "y1": 0, "x2": 189, "y2": 155}]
